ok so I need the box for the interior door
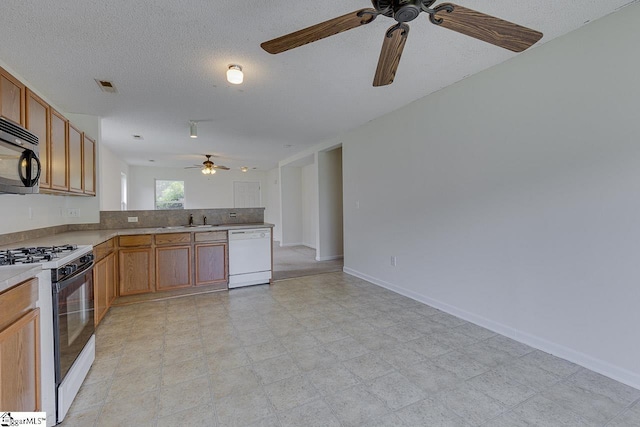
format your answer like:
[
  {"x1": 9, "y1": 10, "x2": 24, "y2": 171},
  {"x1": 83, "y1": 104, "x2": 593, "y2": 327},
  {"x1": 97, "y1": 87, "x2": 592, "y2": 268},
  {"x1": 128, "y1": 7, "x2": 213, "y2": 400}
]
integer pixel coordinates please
[{"x1": 233, "y1": 181, "x2": 261, "y2": 208}]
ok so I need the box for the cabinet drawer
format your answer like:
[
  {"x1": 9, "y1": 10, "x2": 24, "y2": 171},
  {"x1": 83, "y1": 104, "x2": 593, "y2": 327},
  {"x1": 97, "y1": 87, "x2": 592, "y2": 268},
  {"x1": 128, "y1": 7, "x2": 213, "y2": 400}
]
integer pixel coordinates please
[
  {"x1": 0, "y1": 278, "x2": 38, "y2": 331},
  {"x1": 94, "y1": 238, "x2": 115, "y2": 261},
  {"x1": 155, "y1": 233, "x2": 191, "y2": 245},
  {"x1": 119, "y1": 234, "x2": 152, "y2": 247},
  {"x1": 194, "y1": 231, "x2": 227, "y2": 242}
]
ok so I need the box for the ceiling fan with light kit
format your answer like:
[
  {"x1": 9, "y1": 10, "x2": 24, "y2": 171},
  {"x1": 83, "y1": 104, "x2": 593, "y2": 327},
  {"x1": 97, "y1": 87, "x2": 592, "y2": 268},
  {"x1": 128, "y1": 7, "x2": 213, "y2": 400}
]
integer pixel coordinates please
[
  {"x1": 185, "y1": 154, "x2": 230, "y2": 175},
  {"x1": 261, "y1": 0, "x2": 543, "y2": 86}
]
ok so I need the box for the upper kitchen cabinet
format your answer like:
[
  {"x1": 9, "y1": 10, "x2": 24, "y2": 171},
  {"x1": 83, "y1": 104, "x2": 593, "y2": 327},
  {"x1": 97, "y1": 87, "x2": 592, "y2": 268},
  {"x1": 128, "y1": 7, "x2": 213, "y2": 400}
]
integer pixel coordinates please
[
  {"x1": 83, "y1": 135, "x2": 96, "y2": 195},
  {"x1": 25, "y1": 89, "x2": 50, "y2": 189},
  {"x1": 49, "y1": 109, "x2": 69, "y2": 191},
  {"x1": 68, "y1": 124, "x2": 83, "y2": 193},
  {"x1": 0, "y1": 66, "x2": 25, "y2": 126},
  {"x1": 0, "y1": 66, "x2": 97, "y2": 196}
]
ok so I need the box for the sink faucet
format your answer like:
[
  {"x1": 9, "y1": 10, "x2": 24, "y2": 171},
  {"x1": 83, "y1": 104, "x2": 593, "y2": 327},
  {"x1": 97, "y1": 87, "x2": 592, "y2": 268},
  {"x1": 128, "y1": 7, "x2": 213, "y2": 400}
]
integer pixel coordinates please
[
  {"x1": 188, "y1": 214, "x2": 193, "y2": 226},
  {"x1": 203, "y1": 215, "x2": 207, "y2": 225}
]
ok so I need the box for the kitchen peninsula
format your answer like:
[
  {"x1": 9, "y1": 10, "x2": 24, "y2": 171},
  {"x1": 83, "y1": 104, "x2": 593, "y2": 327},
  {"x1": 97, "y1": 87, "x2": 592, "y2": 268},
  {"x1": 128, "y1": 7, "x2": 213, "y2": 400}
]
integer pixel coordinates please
[{"x1": 0, "y1": 207, "x2": 274, "y2": 321}]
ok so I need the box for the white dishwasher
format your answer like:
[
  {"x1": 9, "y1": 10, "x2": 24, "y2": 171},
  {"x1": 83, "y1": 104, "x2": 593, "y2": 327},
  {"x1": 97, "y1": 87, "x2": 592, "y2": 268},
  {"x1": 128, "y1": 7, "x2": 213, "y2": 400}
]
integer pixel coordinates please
[{"x1": 228, "y1": 228, "x2": 272, "y2": 288}]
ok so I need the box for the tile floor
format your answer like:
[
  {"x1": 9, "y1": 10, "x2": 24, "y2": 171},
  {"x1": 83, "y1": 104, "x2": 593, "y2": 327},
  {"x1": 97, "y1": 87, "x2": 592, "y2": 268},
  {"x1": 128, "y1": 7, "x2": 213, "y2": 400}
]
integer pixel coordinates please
[
  {"x1": 272, "y1": 243, "x2": 343, "y2": 281},
  {"x1": 61, "y1": 272, "x2": 640, "y2": 426}
]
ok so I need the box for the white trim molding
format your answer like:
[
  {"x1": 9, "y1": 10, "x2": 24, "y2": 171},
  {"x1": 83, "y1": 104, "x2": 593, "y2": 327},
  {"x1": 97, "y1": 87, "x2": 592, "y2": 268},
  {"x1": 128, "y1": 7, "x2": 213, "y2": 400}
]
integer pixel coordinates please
[{"x1": 342, "y1": 267, "x2": 640, "y2": 391}]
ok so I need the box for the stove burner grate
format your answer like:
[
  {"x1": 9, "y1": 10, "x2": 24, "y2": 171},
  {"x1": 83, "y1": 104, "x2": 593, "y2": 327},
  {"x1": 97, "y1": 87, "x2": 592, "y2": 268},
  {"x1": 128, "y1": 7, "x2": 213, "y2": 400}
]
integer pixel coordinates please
[{"x1": 0, "y1": 244, "x2": 78, "y2": 265}]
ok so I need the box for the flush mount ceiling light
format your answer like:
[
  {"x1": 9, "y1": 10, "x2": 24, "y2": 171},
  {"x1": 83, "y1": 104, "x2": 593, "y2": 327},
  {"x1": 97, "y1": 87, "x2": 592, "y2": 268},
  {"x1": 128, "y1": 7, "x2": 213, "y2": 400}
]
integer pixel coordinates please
[
  {"x1": 226, "y1": 65, "x2": 243, "y2": 85},
  {"x1": 240, "y1": 166, "x2": 248, "y2": 172},
  {"x1": 189, "y1": 121, "x2": 198, "y2": 138}
]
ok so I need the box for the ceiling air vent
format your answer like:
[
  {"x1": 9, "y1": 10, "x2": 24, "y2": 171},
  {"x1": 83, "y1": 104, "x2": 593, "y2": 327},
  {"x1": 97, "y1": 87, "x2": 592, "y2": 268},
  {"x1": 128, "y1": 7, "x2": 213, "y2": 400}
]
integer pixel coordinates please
[{"x1": 95, "y1": 79, "x2": 117, "y2": 93}]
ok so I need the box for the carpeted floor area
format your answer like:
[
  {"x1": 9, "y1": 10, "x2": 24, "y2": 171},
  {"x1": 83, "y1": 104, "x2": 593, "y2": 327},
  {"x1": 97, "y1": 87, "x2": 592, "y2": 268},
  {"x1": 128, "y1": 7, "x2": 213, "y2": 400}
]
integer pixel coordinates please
[{"x1": 272, "y1": 243, "x2": 343, "y2": 281}]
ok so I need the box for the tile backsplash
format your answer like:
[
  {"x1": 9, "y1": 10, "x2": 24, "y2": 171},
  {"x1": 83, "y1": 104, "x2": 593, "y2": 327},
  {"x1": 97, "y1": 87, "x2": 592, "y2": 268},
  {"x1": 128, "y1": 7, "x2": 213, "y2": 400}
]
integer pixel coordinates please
[
  {"x1": 99, "y1": 208, "x2": 265, "y2": 229},
  {"x1": 0, "y1": 208, "x2": 265, "y2": 245}
]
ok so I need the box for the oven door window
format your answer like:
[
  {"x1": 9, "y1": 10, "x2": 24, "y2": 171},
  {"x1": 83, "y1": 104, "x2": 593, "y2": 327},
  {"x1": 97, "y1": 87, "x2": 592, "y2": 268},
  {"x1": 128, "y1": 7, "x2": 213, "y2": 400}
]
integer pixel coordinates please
[{"x1": 55, "y1": 269, "x2": 95, "y2": 383}]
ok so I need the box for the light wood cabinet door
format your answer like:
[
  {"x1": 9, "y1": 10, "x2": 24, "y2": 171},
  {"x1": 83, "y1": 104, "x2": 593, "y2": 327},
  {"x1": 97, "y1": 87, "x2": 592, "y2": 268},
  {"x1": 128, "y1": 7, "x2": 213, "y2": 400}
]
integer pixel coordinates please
[
  {"x1": 68, "y1": 124, "x2": 83, "y2": 193},
  {"x1": 93, "y1": 257, "x2": 109, "y2": 326},
  {"x1": 0, "y1": 66, "x2": 25, "y2": 125},
  {"x1": 95, "y1": 251, "x2": 118, "y2": 326},
  {"x1": 119, "y1": 248, "x2": 153, "y2": 296},
  {"x1": 0, "y1": 308, "x2": 40, "y2": 411},
  {"x1": 25, "y1": 89, "x2": 50, "y2": 189},
  {"x1": 106, "y1": 251, "x2": 117, "y2": 305},
  {"x1": 49, "y1": 109, "x2": 68, "y2": 191},
  {"x1": 83, "y1": 135, "x2": 96, "y2": 195},
  {"x1": 156, "y1": 245, "x2": 192, "y2": 291},
  {"x1": 195, "y1": 243, "x2": 228, "y2": 286}
]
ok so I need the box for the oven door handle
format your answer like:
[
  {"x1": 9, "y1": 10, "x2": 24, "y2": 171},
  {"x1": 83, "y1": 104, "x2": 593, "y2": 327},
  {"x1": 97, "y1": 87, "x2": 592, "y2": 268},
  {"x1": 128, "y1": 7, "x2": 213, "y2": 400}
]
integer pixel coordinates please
[{"x1": 54, "y1": 261, "x2": 94, "y2": 293}]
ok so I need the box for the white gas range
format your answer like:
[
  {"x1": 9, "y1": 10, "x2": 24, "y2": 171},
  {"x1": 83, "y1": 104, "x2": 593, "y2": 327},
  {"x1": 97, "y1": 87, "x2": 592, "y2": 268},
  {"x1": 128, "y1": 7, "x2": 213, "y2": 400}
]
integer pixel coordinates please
[{"x1": 0, "y1": 244, "x2": 95, "y2": 426}]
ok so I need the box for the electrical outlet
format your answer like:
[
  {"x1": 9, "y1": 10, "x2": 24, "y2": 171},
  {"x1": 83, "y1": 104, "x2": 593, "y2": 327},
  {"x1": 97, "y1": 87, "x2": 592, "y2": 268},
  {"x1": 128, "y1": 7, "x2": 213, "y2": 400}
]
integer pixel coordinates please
[
  {"x1": 391, "y1": 256, "x2": 397, "y2": 267},
  {"x1": 127, "y1": 216, "x2": 139, "y2": 223},
  {"x1": 28, "y1": 207, "x2": 33, "y2": 220},
  {"x1": 67, "y1": 208, "x2": 80, "y2": 218},
  {"x1": 229, "y1": 212, "x2": 237, "y2": 218}
]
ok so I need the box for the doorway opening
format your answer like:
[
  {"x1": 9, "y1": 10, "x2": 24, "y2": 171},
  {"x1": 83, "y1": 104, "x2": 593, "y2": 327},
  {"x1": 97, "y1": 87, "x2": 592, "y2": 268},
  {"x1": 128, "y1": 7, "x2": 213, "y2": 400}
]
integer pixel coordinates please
[{"x1": 273, "y1": 146, "x2": 343, "y2": 280}]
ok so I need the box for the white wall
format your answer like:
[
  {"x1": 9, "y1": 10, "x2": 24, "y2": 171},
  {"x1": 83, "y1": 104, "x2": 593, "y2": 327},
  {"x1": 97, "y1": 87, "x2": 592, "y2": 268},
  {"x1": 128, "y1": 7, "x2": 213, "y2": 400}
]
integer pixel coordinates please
[
  {"x1": 280, "y1": 166, "x2": 303, "y2": 246},
  {"x1": 99, "y1": 144, "x2": 129, "y2": 211},
  {"x1": 317, "y1": 147, "x2": 343, "y2": 260},
  {"x1": 301, "y1": 163, "x2": 317, "y2": 248},
  {"x1": 264, "y1": 168, "x2": 281, "y2": 242},
  {"x1": 127, "y1": 165, "x2": 266, "y2": 210},
  {"x1": 341, "y1": 4, "x2": 640, "y2": 388},
  {"x1": 0, "y1": 59, "x2": 101, "y2": 234}
]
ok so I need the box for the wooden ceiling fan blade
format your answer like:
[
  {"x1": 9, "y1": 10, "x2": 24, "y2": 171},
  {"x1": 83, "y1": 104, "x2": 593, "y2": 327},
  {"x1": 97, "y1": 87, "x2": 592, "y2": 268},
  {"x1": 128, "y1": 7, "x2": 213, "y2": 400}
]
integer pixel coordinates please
[
  {"x1": 261, "y1": 8, "x2": 378, "y2": 54},
  {"x1": 431, "y1": 3, "x2": 542, "y2": 53},
  {"x1": 373, "y1": 24, "x2": 410, "y2": 87}
]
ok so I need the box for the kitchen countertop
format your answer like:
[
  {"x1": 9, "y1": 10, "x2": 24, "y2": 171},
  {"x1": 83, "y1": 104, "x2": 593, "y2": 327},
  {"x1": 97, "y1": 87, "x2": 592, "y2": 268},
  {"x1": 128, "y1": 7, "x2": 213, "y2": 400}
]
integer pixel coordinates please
[
  {"x1": 0, "y1": 265, "x2": 43, "y2": 294},
  {"x1": 0, "y1": 222, "x2": 274, "y2": 249},
  {"x1": 0, "y1": 223, "x2": 274, "y2": 289}
]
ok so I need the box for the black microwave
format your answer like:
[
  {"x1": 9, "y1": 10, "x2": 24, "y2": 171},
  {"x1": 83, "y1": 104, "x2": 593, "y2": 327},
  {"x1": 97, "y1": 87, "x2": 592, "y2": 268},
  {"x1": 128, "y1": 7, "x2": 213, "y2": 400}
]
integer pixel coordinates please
[{"x1": 0, "y1": 116, "x2": 40, "y2": 194}]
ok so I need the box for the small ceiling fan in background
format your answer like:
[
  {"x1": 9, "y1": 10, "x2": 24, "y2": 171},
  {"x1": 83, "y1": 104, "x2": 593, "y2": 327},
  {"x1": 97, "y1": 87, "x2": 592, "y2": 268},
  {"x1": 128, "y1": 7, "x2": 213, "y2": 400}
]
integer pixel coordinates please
[
  {"x1": 185, "y1": 154, "x2": 230, "y2": 175},
  {"x1": 261, "y1": 0, "x2": 543, "y2": 86}
]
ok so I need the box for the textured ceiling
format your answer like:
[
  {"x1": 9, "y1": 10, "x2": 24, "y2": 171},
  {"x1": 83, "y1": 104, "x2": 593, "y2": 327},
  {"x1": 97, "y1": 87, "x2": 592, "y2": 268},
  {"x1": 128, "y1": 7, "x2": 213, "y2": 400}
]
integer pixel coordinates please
[{"x1": 0, "y1": 0, "x2": 635, "y2": 170}]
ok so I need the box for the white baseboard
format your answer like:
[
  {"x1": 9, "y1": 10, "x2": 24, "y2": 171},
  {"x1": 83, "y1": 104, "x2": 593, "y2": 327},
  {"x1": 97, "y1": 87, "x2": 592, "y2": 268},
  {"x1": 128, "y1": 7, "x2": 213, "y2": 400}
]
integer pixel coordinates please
[
  {"x1": 316, "y1": 255, "x2": 343, "y2": 261},
  {"x1": 279, "y1": 242, "x2": 304, "y2": 247},
  {"x1": 343, "y1": 267, "x2": 640, "y2": 390}
]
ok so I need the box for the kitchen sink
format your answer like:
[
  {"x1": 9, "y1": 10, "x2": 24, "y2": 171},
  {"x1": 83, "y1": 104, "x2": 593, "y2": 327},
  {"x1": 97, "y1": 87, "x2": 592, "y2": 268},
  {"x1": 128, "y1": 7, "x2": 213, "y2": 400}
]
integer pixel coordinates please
[{"x1": 161, "y1": 224, "x2": 215, "y2": 229}]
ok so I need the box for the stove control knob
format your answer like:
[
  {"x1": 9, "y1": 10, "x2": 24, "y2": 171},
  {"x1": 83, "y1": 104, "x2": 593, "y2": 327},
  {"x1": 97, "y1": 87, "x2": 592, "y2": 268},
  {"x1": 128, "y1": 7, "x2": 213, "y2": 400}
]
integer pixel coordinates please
[
  {"x1": 65, "y1": 264, "x2": 78, "y2": 275},
  {"x1": 80, "y1": 255, "x2": 93, "y2": 264}
]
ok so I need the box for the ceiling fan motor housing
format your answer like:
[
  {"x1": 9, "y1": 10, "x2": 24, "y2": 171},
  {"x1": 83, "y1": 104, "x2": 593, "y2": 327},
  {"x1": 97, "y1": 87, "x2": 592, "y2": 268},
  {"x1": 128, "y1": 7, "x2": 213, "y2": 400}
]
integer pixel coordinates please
[{"x1": 372, "y1": 0, "x2": 425, "y2": 22}]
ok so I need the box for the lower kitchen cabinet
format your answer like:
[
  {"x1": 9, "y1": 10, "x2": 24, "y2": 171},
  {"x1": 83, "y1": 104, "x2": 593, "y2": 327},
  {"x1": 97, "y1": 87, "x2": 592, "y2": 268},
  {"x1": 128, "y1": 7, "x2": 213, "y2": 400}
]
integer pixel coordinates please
[
  {"x1": 94, "y1": 251, "x2": 117, "y2": 326},
  {"x1": 195, "y1": 243, "x2": 228, "y2": 287},
  {"x1": 0, "y1": 278, "x2": 40, "y2": 411},
  {"x1": 119, "y1": 247, "x2": 153, "y2": 296},
  {"x1": 106, "y1": 252, "x2": 117, "y2": 306},
  {"x1": 156, "y1": 245, "x2": 192, "y2": 291}
]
